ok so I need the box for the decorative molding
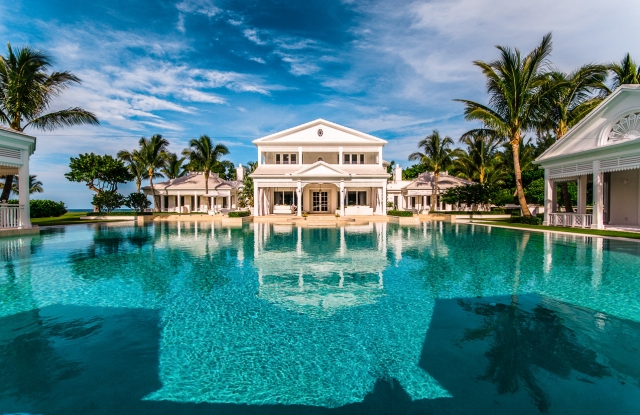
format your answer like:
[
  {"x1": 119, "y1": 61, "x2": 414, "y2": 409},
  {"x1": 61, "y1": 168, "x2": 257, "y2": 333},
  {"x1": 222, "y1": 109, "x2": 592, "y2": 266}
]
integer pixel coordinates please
[{"x1": 608, "y1": 112, "x2": 640, "y2": 142}]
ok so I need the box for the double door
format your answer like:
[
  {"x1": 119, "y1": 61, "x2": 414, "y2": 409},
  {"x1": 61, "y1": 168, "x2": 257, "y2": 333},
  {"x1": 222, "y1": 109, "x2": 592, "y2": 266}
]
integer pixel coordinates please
[{"x1": 312, "y1": 191, "x2": 328, "y2": 212}]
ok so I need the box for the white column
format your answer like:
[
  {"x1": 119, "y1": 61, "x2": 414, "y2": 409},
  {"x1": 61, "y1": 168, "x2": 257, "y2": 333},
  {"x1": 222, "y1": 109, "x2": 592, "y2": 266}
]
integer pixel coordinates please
[
  {"x1": 227, "y1": 195, "x2": 231, "y2": 210},
  {"x1": 382, "y1": 181, "x2": 387, "y2": 216},
  {"x1": 577, "y1": 174, "x2": 587, "y2": 214},
  {"x1": 543, "y1": 169, "x2": 553, "y2": 225},
  {"x1": 254, "y1": 183, "x2": 260, "y2": 216},
  {"x1": 592, "y1": 160, "x2": 604, "y2": 229},
  {"x1": 297, "y1": 181, "x2": 302, "y2": 216},
  {"x1": 18, "y1": 150, "x2": 30, "y2": 228},
  {"x1": 339, "y1": 180, "x2": 344, "y2": 216},
  {"x1": 298, "y1": 146, "x2": 303, "y2": 165},
  {"x1": 378, "y1": 148, "x2": 382, "y2": 166},
  {"x1": 258, "y1": 146, "x2": 263, "y2": 165},
  {"x1": 339, "y1": 147, "x2": 343, "y2": 165},
  {"x1": 160, "y1": 193, "x2": 165, "y2": 211},
  {"x1": 194, "y1": 191, "x2": 198, "y2": 212},
  {"x1": 177, "y1": 191, "x2": 181, "y2": 213}
]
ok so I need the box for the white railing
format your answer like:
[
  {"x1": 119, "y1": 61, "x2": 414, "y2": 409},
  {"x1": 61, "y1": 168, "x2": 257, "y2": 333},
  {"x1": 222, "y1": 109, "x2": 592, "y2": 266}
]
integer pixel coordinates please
[
  {"x1": 0, "y1": 204, "x2": 23, "y2": 229},
  {"x1": 549, "y1": 213, "x2": 592, "y2": 228}
]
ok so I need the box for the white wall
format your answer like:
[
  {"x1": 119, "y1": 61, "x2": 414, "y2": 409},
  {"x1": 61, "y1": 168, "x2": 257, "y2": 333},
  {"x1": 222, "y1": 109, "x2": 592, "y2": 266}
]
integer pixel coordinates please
[{"x1": 609, "y1": 169, "x2": 639, "y2": 225}]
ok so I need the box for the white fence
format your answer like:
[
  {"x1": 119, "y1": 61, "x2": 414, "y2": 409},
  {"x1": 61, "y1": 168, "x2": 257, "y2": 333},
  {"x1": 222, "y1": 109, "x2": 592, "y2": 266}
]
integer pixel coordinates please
[
  {"x1": 0, "y1": 204, "x2": 24, "y2": 229},
  {"x1": 549, "y1": 213, "x2": 592, "y2": 228}
]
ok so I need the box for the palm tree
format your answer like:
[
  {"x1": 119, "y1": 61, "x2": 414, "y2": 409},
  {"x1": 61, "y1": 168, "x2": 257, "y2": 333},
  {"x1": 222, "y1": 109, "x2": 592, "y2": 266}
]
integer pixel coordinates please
[
  {"x1": 608, "y1": 53, "x2": 640, "y2": 89},
  {"x1": 3, "y1": 174, "x2": 43, "y2": 195},
  {"x1": 161, "y1": 153, "x2": 187, "y2": 179},
  {"x1": 117, "y1": 149, "x2": 147, "y2": 192},
  {"x1": 182, "y1": 135, "x2": 229, "y2": 210},
  {"x1": 455, "y1": 33, "x2": 553, "y2": 217},
  {"x1": 451, "y1": 131, "x2": 505, "y2": 185},
  {"x1": 408, "y1": 130, "x2": 455, "y2": 210},
  {"x1": 538, "y1": 64, "x2": 608, "y2": 211},
  {"x1": 138, "y1": 134, "x2": 170, "y2": 211},
  {"x1": 0, "y1": 43, "x2": 99, "y2": 201}
]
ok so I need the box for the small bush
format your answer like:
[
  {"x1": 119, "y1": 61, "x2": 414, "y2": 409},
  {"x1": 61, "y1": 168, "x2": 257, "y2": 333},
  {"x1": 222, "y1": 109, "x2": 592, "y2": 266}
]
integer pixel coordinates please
[
  {"x1": 510, "y1": 216, "x2": 542, "y2": 225},
  {"x1": 228, "y1": 210, "x2": 250, "y2": 218},
  {"x1": 92, "y1": 191, "x2": 126, "y2": 213},
  {"x1": 126, "y1": 192, "x2": 151, "y2": 213},
  {"x1": 21, "y1": 200, "x2": 68, "y2": 218},
  {"x1": 388, "y1": 210, "x2": 414, "y2": 217}
]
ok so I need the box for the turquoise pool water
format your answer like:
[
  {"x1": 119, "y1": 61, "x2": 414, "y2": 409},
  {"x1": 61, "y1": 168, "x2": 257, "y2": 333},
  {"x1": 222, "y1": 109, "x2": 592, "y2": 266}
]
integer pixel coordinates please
[{"x1": 0, "y1": 222, "x2": 639, "y2": 414}]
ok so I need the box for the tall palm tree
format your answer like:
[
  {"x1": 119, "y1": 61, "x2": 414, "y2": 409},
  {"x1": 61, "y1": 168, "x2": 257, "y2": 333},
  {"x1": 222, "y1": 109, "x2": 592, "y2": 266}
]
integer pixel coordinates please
[
  {"x1": 408, "y1": 129, "x2": 455, "y2": 210},
  {"x1": 3, "y1": 174, "x2": 43, "y2": 195},
  {"x1": 538, "y1": 64, "x2": 608, "y2": 211},
  {"x1": 455, "y1": 33, "x2": 553, "y2": 217},
  {"x1": 0, "y1": 43, "x2": 99, "y2": 201},
  {"x1": 608, "y1": 53, "x2": 640, "y2": 89},
  {"x1": 182, "y1": 135, "x2": 229, "y2": 210},
  {"x1": 117, "y1": 148, "x2": 148, "y2": 192},
  {"x1": 161, "y1": 153, "x2": 187, "y2": 179},
  {"x1": 451, "y1": 131, "x2": 505, "y2": 185},
  {"x1": 139, "y1": 134, "x2": 170, "y2": 211}
]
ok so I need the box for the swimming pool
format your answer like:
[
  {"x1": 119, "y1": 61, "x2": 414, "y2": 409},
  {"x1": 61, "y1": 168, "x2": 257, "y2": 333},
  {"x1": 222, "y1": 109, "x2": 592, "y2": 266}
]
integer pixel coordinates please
[{"x1": 1, "y1": 222, "x2": 639, "y2": 414}]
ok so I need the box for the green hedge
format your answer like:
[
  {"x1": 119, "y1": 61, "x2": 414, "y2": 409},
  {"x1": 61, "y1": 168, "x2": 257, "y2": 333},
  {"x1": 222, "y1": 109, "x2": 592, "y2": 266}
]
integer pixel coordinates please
[
  {"x1": 388, "y1": 210, "x2": 413, "y2": 217},
  {"x1": 90, "y1": 211, "x2": 152, "y2": 216},
  {"x1": 431, "y1": 211, "x2": 507, "y2": 215},
  {"x1": 510, "y1": 216, "x2": 542, "y2": 225},
  {"x1": 4, "y1": 199, "x2": 68, "y2": 218},
  {"x1": 228, "y1": 210, "x2": 250, "y2": 218}
]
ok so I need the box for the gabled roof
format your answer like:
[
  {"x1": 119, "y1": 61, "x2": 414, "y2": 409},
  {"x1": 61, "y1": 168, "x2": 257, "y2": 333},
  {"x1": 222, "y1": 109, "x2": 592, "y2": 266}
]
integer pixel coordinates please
[
  {"x1": 405, "y1": 172, "x2": 473, "y2": 190},
  {"x1": 536, "y1": 85, "x2": 640, "y2": 164},
  {"x1": 142, "y1": 172, "x2": 241, "y2": 191},
  {"x1": 292, "y1": 161, "x2": 348, "y2": 177},
  {"x1": 252, "y1": 119, "x2": 387, "y2": 145},
  {"x1": 0, "y1": 125, "x2": 37, "y2": 155}
]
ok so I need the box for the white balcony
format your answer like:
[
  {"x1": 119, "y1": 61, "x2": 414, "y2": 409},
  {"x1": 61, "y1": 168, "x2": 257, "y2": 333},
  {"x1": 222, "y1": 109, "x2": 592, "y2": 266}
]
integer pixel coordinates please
[
  {"x1": 548, "y1": 213, "x2": 592, "y2": 228},
  {"x1": 0, "y1": 204, "x2": 25, "y2": 229}
]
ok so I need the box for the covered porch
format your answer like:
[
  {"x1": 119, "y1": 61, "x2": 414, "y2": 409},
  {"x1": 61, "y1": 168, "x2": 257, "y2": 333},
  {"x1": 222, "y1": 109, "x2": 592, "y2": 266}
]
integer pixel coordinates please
[
  {"x1": 0, "y1": 126, "x2": 36, "y2": 230},
  {"x1": 254, "y1": 181, "x2": 387, "y2": 216}
]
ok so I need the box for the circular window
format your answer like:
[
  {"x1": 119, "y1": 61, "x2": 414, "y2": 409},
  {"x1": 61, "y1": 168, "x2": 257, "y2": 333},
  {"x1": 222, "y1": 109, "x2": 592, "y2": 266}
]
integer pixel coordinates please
[{"x1": 317, "y1": 128, "x2": 323, "y2": 137}]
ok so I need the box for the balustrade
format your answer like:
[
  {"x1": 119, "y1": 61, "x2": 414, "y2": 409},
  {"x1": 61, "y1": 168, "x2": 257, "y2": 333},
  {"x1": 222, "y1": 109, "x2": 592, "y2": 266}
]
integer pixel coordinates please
[
  {"x1": 549, "y1": 213, "x2": 592, "y2": 228},
  {"x1": 0, "y1": 204, "x2": 24, "y2": 229}
]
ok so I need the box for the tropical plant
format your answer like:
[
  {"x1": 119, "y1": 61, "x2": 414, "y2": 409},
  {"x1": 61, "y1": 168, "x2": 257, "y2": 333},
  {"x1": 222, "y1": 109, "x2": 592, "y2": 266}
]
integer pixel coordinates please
[
  {"x1": 161, "y1": 153, "x2": 187, "y2": 179},
  {"x1": 238, "y1": 161, "x2": 257, "y2": 208},
  {"x1": 536, "y1": 64, "x2": 608, "y2": 211},
  {"x1": 456, "y1": 33, "x2": 554, "y2": 217},
  {"x1": 608, "y1": 53, "x2": 640, "y2": 89},
  {"x1": 182, "y1": 135, "x2": 229, "y2": 209},
  {"x1": 117, "y1": 149, "x2": 147, "y2": 192},
  {"x1": 65, "y1": 153, "x2": 132, "y2": 211},
  {"x1": 451, "y1": 131, "x2": 506, "y2": 185},
  {"x1": 138, "y1": 134, "x2": 170, "y2": 211},
  {"x1": 0, "y1": 43, "x2": 99, "y2": 201},
  {"x1": 92, "y1": 190, "x2": 126, "y2": 213},
  {"x1": 402, "y1": 163, "x2": 428, "y2": 180},
  {"x1": 2, "y1": 174, "x2": 43, "y2": 195},
  {"x1": 28, "y1": 199, "x2": 67, "y2": 218},
  {"x1": 408, "y1": 129, "x2": 455, "y2": 210},
  {"x1": 125, "y1": 192, "x2": 152, "y2": 213}
]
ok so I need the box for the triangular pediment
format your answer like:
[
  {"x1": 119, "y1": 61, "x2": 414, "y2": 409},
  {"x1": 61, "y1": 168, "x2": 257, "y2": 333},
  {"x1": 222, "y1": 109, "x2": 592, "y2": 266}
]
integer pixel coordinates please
[
  {"x1": 537, "y1": 85, "x2": 640, "y2": 164},
  {"x1": 293, "y1": 161, "x2": 349, "y2": 177},
  {"x1": 253, "y1": 119, "x2": 387, "y2": 145}
]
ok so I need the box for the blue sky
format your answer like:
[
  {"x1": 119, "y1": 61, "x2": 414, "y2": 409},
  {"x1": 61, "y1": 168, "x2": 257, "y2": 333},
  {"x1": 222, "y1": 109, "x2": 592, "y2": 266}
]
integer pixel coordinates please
[{"x1": 2, "y1": 0, "x2": 639, "y2": 207}]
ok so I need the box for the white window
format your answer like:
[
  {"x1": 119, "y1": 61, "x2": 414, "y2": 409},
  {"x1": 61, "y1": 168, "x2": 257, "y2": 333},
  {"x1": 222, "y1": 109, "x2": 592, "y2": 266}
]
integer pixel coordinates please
[
  {"x1": 275, "y1": 153, "x2": 298, "y2": 164},
  {"x1": 344, "y1": 153, "x2": 365, "y2": 164}
]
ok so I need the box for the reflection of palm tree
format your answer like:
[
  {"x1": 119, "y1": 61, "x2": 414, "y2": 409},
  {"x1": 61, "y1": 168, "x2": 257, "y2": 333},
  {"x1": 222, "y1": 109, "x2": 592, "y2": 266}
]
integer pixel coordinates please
[{"x1": 459, "y1": 299, "x2": 609, "y2": 413}]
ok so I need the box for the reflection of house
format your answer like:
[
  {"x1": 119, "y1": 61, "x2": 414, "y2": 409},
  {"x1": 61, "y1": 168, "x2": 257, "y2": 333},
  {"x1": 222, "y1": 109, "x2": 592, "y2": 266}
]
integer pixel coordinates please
[
  {"x1": 250, "y1": 119, "x2": 390, "y2": 216},
  {"x1": 142, "y1": 169, "x2": 244, "y2": 213},
  {"x1": 253, "y1": 223, "x2": 389, "y2": 314},
  {"x1": 386, "y1": 164, "x2": 472, "y2": 212},
  {"x1": 536, "y1": 85, "x2": 640, "y2": 229},
  {"x1": 0, "y1": 126, "x2": 36, "y2": 229}
]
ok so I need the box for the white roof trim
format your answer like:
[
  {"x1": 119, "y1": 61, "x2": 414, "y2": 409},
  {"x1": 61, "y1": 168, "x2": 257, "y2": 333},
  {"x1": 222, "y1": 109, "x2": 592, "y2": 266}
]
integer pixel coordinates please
[
  {"x1": 252, "y1": 119, "x2": 387, "y2": 144},
  {"x1": 292, "y1": 161, "x2": 349, "y2": 176}
]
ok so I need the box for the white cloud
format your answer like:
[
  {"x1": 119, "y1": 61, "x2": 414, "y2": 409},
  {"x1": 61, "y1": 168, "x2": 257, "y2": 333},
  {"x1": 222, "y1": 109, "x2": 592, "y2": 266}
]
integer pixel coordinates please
[
  {"x1": 250, "y1": 57, "x2": 266, "y2": 64},
  {"x1": 176, "y1": 0, "x2": 220, "y2": 17},
  {"x1": 177, "y1": 13, "x2": 186, "y2": 33},
  {"x1": 243, "y1": 29, "x2": 267, "y2": 45},
  {"x1": 277, "y1": 53, "x2": 321, "y2": 76}
]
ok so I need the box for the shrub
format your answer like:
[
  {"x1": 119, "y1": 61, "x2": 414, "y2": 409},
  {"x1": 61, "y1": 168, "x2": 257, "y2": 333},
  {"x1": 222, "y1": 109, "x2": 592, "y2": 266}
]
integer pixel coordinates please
[
  {"x1": 228, "y1": 210, "x2": 250, "y2": 218},
  {"x1": 90, "y1": 211, "x2": 151, "y2": 216},
  {"x1": 92, "y1": 191, "x2": 126, "y2": 213},
  {"x1": 388, "y1": 210, "x2": 413, "y2": 217},
  {"x1": 27, "y1": 200, "x2": 68, "y2": 218},
  {"x1": 510, "y1": 216, "x2": 542, "y2": 225},
  {"x1": 126, "y1": 192, "x2": 151, "y2": 213}
]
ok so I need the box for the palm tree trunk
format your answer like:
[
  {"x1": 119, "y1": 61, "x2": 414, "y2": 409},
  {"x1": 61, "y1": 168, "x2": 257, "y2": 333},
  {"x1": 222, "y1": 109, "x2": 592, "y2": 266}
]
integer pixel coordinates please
[
  {"x1": 1, "y1": 175, "x2": 14, "y2": 201},
  {"x1": 432, "y1": 172, "x2": 439, "y2": 211},
  {"x1": 560, "y1": 182, "x2": 573, "y2": 212},
  {"x1": 511, "y1": 140, "x2": 531, "y2": 217}
]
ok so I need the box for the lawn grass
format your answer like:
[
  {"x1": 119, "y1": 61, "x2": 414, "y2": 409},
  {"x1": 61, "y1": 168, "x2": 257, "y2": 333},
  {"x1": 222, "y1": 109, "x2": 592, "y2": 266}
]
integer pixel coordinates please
[
  {"x1": 31, "y1": 212, "x2": 125, "y2": 227},
  {"x1": 471, "y1": 220, "x2": 640, "y2": 240}
]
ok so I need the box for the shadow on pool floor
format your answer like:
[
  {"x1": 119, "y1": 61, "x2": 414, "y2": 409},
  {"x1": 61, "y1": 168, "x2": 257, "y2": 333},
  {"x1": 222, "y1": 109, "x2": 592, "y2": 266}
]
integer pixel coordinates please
[{"x1": 1, "y1": 296, "x2": 639, "y2": 415}]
